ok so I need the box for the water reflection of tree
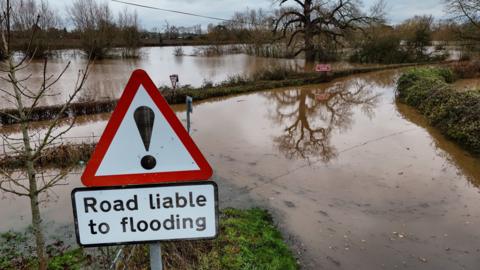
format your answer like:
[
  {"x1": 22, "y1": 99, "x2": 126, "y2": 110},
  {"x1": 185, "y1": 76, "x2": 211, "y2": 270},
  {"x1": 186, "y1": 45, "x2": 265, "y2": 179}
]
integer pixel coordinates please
[{"x1": 265, "y1": 79, "x2": 380, "y2": 161}]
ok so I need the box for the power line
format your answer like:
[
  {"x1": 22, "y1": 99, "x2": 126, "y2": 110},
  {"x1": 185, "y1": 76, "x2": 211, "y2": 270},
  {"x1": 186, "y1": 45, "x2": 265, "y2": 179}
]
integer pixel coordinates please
[
  {"x1": 111, "y1": 0, "x2": 234, "y2": 23},
  {"x1": 111, "y1": 0, "x2": 271, "y2": 27}
]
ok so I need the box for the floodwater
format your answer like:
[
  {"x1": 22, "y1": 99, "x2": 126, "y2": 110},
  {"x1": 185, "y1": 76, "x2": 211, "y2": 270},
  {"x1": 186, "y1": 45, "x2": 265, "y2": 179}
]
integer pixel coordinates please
[
  {"x1": 452, "y1": 78, "x2": 480, "y2": 91},
  {"x1": 0, "y1": 46, "x2": 308, "y2": 108},
  {"x1": 0, "y1": 46, "x2": 390, "y2": 109},
  {"x1": 1, "y1": 69, "x2": 480, "y2": 269}
]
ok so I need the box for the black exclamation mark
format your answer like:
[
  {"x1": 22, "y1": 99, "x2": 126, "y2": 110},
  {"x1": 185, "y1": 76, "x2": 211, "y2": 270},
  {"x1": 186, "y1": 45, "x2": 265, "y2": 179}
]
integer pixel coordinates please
[{"x1": 134, "y1": 106, "x2": 157, "y2": 170}]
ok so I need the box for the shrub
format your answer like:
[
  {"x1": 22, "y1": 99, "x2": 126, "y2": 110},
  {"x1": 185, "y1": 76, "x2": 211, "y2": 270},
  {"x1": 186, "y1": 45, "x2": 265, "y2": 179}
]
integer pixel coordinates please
[
  {"x1": 397, "y1": 68, "x2": 480, "y2": 155},
  {"x1": 173, "y1": 47, "x2": 184, "y2": 56},
  {"x1": 449, "y1": 60, "x2": 480, "y2": 79},
  {"x1": 350, "y1": 36, "x2": 411, "y2": 64},
  {"x1": 252, "y1": 66, "x2": 303, "y2": 81}
]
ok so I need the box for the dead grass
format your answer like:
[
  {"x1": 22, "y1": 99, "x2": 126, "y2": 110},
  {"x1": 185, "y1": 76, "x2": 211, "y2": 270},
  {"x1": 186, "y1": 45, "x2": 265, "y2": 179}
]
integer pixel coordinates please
[
  {"x1": 449, "y1": 60, "x2": 480, "y2": 79},
  {"x1": 0, "y1": 143, "x2": 95, "y2": 169}
]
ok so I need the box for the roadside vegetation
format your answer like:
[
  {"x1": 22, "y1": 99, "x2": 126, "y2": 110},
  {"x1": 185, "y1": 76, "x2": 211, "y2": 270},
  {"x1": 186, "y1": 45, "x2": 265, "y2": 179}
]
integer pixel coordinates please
[
  {"x1": 396, "y1": 67, "x2": 480, "y2": 155},
  {"x1": 0, "y1": 208, "x2": 298, "y2": 270}
]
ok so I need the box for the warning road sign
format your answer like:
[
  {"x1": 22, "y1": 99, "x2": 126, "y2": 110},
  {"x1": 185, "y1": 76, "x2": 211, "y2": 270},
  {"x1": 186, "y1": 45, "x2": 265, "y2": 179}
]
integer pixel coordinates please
[{"x1": 81, "y1": 70, "x2": 213, "y2": 187}]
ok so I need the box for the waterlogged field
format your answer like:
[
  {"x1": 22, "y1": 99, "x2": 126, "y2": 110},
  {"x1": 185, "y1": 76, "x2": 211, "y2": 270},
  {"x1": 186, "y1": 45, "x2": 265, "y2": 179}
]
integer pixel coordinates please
[{"x1": 1, "y1": 69, "x2": 480, "y2": 269}]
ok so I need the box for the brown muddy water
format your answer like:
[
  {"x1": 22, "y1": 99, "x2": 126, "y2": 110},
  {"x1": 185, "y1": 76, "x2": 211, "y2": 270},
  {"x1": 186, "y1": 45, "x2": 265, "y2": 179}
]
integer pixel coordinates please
[
  {"x1": 452, "y1": 78, "x2": 480, "y2": 91},
  {"x1": 1, "y1": 69, "x2": 480, "y2": 269}
]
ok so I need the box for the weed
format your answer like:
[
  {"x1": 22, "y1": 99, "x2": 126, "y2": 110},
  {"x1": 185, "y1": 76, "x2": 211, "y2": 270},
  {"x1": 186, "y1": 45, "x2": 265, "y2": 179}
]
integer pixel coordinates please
[{"x1": 0, "y1": 231, "x2": 89, "y2": 270}]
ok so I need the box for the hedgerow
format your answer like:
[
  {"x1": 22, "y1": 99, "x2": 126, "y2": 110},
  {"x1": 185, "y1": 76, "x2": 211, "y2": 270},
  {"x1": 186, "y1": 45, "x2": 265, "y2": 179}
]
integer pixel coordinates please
[{"x1": 397, "y1": 67, "x2": 480, "y2": 155}]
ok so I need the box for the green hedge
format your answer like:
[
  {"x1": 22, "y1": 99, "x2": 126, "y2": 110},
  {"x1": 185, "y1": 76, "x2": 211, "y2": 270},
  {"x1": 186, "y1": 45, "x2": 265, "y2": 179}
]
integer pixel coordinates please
[{"x1": 397, "y1": 68, "x2": 480, "y2": 155}]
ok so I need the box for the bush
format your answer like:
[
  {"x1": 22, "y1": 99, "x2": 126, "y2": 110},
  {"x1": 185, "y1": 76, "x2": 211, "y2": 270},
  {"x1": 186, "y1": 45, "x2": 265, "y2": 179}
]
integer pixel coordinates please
[
  {"x1": 217, "y1": 75, "x2": 250, "y2": 87},
  {"x1": 350, "y1": 36, "x2": 411, "y2": 64},
  {"x1": 173, "y1": 47, "x2": 184, "y2": 56},
  {"x1": 397, "y1": 68, "x2": 480, "y2": 155},
  {"x1": 252, "y1": 66, "x2": 303, "y2": 81},
  {"x1": 449, "y1": 61, "x2": 480, "y2": 79},
  {"x1": 396, "y1": 67, "x2": 454, "y2": 97}
]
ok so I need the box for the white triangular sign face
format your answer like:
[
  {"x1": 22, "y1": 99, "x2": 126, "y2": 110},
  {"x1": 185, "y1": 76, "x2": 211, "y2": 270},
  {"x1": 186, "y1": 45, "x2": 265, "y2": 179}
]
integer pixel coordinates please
[
  {"x1": 81, "y1": 70, "x2": 212, "y2": 187},
  {"x1": 96, "y1": 86, "x2": 200, "y2": 176}
]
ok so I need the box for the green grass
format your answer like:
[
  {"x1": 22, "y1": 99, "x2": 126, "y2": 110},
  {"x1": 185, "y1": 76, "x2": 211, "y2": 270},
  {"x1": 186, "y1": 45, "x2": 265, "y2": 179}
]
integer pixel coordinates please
[
  {"x1": 0, "y1": 231, "x2": 86, "y2": 270},
  {"x1": 196, "y1": 208, "x2": 298, "y2": 270},
  {"x1": 396, "y1": 67, "x2": 480, "y2": 155},
  {"x1": 0, "y1": 208, "x2": 298, "y2": 270}
]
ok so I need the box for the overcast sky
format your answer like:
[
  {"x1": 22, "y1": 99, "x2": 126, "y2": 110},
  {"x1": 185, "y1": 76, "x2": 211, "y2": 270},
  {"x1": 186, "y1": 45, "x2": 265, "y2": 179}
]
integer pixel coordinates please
[{"x1": 52, "y1": 0, "x2": 445, "y2": 30}]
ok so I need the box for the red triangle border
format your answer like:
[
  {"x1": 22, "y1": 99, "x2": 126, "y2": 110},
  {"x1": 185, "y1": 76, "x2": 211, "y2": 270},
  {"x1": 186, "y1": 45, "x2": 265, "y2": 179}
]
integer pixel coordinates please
[{"x1": 81, "y1": 69, "x2": 213, "y2": 187}]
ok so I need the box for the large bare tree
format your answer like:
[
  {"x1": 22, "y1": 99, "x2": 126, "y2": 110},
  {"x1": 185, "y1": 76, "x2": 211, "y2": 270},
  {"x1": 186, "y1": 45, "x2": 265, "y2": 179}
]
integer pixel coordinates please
[
  {"x1": 0, "y1": 1, "x2": 91, "y2": 268},
  {"x1": 273, "y1": 0, "x2": 384, "y2": 62}
]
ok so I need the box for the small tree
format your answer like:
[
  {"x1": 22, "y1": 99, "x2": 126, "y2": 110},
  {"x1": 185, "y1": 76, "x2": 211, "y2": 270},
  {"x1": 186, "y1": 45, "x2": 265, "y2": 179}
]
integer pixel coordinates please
[
  {"x1": 0, "y1": 1, "x2": 91, "y2": 269},
  {"x1": 349, "y1": 24, "x2": 410, "y2": 64},
  {"x1": 228, "y1": 8, "x2": 277, "y2": 57},
  {"x1": 397, "y1": 15, "x2": 434, "y2": 60},
  {"x1": 118, "y1": 7, "x2": 141, "y2": 58},
  {"x1": 69, "y1": 0, "x2": 116, "y2": 58}
]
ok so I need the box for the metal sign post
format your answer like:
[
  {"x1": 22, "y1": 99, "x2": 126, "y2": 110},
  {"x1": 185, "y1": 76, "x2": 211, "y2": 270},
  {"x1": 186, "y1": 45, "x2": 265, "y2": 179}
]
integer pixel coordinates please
[
  {"x1": 186, "y1": 96, "x2": 193, "y2": 134},
  {"x1": 170, "y1": 74, "x2": 179, "y2": 103},
  {"x1": 150, "y1": 243, "x2": 163, "y2": 270},
  {"x1": 169, "y1": 74, "x2": 179, "y2": 89}
]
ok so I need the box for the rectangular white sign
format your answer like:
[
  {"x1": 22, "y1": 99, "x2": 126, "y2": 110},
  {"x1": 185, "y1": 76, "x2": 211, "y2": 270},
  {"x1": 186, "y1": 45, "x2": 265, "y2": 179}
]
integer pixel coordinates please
[{"x1": 72, "y1": 182, "x2": 218, "y2": 247}]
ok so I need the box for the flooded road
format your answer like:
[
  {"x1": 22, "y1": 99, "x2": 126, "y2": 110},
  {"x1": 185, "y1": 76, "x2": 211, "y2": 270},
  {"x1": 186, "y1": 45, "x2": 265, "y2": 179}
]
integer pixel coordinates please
[{"x1": 1, "y1": 69, "x2": 480, "y2": 269}]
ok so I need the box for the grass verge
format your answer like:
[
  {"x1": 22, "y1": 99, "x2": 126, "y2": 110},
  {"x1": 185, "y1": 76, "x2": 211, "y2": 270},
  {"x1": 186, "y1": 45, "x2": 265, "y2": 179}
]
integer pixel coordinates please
[
  {"x1": 0, "y1": 208, "x2": 298, "y2": 270},
  {"x1": 396, "y1": 67, "x2": 480, "y2": 155}
]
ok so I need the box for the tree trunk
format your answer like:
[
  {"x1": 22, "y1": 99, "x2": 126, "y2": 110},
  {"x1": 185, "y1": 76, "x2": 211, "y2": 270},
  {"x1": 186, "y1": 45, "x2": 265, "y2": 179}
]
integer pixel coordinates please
[
  {"x1": 11, "y1": 61, "x2": 48, "y2": 270},
  {"x1": 304, "y1": 41, "x2": 316, "y2": 62},
  {"x1": 304, "y1": 0, "x2": 316, "y2": 63},
  {"x1": 28, "y1": 164, "x2": 47, "y2": 270}
]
